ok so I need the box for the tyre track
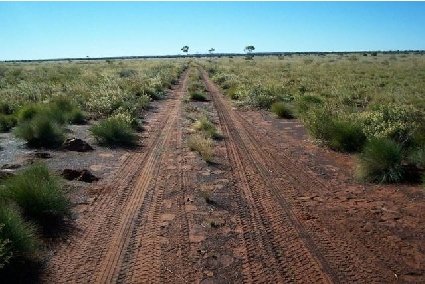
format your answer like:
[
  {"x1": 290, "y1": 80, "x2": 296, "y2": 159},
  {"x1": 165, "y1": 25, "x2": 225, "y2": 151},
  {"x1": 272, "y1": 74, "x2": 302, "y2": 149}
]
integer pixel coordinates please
[
  {"x1": 201, "y1": 70, "x2": 332, "y2": 283},
  {"x1": 233, "y1": 114, "x2": 393, "y2": 283},
  {"x1": 157, "y1": 107, "x2": 193, "y2": 283},
  {"x1": 201, "y1": 69, "x2": 396, "y2": 283},
  {"x1": 116, "y1": 72, "x2": 193, "y2": 283},
  {"x1": 241, "y1": 111, "x2": 423, "y2": 281},
  {"x1": 43, "y1": 70, "x2": 189, "y2": 283}
]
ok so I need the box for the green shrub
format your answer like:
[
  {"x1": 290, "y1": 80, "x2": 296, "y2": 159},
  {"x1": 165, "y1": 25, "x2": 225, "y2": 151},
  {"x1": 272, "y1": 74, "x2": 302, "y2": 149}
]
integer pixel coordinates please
[
  {"x1": 18, "y1": 103, "x2": 63, "y2": 124},
  {"x1": 407, "y1": 147, "x2": 425, "y2": 169},
  {"x1": 0, "y1": 115, "x2": 17, "y2": 133},
  {"x1": 17, "y1": 104, "x2": 43, "y2": 123},
  {"x1": 119, "y1": 69, "x2": 138, "y2": 78},
  {"x1": 271, "y1": 102, "x2": 295, "y2": 119},
  {"x1": 49, "y1": 96, "x2": 85, "y2": 125},
  {"x1": 188, "y1": 81, "x2": 205, "y2": 94},
  {"x1": 0, "y1": 225, "x2": 12, "y2": 269},
  {"x1": 50, "y1": 96, "x2": 74, "y2": 114},
  {"x1": 193, "y1": 116, "x2": 221, "y2": 139},
  {"x1": 304, "y1": 108, "x2": 334, "y2": 140},
  {"x1": 149, "y1": 90, "x2": 166, "y2": 100},
  {"x1": 46, "y1": 106, "x2": 69, "y2": 125},
  {"x1": 67, "y1": 108, "x2": 86, "y2": 124},
  {"x1": 0, "y1": 102, "x2": 14, "y2": 115},
  {"x1": 91, "y1": 116, "x2": 137, "y2": 147},
  {"x1": 137, "y1": 94, "x2": 151, "y2": 110},
  {"x1": 14, "y1": 115, "x2": 65, "y2": 148},
  {"x1": 0, "y1": 204, "x2": 39, "y2": 264},
  {"x1": 18, "y1": 98, "x2": 84, "y2": 126},
  {"x1": 359, "y1": 104, "x2": 420, "y2": 144},
  {"x1": 304, "y1": 109, "x2": 366, "y2": 152},
  {"x1": 111, "y1": 110, "x2": 139, "y2": 129},
  {"x1": 327, "y1": 120, "x2": 366, "y2": 152},
  {"x1": 1, "y1": 164, "x2": 71, "y2": 226},
  {"x1": 295, "y1": 95, "x2": 323, "y2": 115},
  {"x1": 357, "y1": 138, "x2": 404, "y2": 183},
  {"x1": 410, "y1": 125, "x2": 425, "y2": 149},
  {"x1": 190, "y1": 92, "x2": 208, "y2": 102},
  {"x1": 245, "y1": 85, "x2": 276, "y2": 109},
  {"x1": 227, "y1": 86, "x2": 242, "y2": 100}
]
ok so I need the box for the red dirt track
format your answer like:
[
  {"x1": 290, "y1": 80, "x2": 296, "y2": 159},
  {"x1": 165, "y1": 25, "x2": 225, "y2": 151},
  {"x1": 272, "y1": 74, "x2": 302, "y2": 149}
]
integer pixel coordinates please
[{"x1": 43, "y1": 68, "x2": 425, "y2": 283}]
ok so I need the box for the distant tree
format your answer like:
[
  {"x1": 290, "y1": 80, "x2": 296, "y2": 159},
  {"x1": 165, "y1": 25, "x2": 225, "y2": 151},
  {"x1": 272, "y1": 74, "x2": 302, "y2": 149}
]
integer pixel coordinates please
[
  {"x1": 181, "y1": 46, "x2": 189, "y2": 55},
  {"x1": 244, "y1": 45, "x2": 255, "y2": 54},
  {"x1": 244, "y1": 45, "x2": 255, "y2": 60},
  {"x1": 209, "y1": 48, "x2": 215, "y2": 54}
]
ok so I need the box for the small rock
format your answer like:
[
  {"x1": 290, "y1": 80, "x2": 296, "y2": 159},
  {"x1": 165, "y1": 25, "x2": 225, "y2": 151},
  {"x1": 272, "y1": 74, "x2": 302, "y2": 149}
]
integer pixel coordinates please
[
  {"x1": 34, "y1": 152, "x2": 51, "y2": 159},
  {"x1": 62, "y1": 169, "x2": 81, "y2": 180},
  {"x1": 79, "y1": 170, "x2": 99, "y2": 183},
  {"x1": 62, "y1": 138, "x2": 94, "y2": 152},
  {"x1": 61, "y1": 169, "x2": 99, "y2": 183},
  {"x1": 205, "y1": 271, "x2": 214, "y2": 277}
]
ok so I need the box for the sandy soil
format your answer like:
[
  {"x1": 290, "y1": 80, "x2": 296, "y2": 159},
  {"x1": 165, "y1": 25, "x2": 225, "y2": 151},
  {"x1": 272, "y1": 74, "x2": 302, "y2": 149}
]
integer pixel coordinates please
[{"x1": 38, "y1": 68, "x2": 424, "y2": 283}]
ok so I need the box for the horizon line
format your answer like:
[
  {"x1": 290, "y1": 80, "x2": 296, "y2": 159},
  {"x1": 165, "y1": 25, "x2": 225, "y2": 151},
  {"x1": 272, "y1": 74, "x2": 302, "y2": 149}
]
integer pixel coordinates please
[{"x1": 2, "y1": 49, "x2": 425, "y2": 63}]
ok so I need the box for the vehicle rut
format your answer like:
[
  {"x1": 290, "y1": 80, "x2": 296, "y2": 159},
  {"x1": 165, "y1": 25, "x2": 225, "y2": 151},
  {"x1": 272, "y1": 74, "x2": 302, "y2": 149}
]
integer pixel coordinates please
[
  {"x1": 43, "y1": 67, "x2": 400, "y2": 283},
  {"x1": 43, "y1": 70, "x2": 190, "y2": 283},
  {"x1": 201, "y1": 68, "x2": 397, "y2": 283}
]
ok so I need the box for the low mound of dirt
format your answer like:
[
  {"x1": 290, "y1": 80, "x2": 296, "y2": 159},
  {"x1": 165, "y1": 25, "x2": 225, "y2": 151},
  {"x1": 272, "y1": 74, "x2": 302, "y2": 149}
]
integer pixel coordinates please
[
  {"x1": 61, "y1": 169, "x2": 99, "y2": 183},
  {"x1": 62, "y1": 138, "x2": 94, "y2": 152}
]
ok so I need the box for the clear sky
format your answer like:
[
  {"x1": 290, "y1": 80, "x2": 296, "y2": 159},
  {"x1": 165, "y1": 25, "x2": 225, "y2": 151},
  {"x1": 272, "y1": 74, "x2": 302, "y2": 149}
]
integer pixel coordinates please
[{"x1": 1, "y1": 1, "x2": 425, "y2": 60}]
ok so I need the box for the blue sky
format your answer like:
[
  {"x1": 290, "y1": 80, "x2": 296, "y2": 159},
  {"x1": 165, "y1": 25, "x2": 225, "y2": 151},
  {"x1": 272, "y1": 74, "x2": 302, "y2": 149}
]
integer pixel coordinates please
[{"x1": 1, "y1": 2, "x2": 425, "y2": 60}]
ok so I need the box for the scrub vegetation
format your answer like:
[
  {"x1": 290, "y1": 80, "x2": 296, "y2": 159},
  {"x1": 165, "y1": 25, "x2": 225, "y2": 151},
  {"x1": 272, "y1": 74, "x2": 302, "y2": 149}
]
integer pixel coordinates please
[
  {"x1": 0, "y1": 59, "x2": 187, "y2": 275},
  {"x1": 205, "y1": 53, "x2": 425, "y2": 183},
  {"x1": 0, "y1": 60, "x2": 186, "y2": 146}
]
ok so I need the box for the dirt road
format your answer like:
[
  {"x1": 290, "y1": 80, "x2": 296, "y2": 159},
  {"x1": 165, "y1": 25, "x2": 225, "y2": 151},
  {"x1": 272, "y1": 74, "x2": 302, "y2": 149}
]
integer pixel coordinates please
[{"x1": 43, "y1": 68, "x2": 424, "y2": 283}]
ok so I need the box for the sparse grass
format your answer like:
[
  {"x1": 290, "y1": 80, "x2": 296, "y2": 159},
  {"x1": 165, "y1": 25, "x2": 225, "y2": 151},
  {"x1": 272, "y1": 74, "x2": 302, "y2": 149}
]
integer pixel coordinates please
[
  {"x1": 187, "y1": 68, "x2": 209, "y2": 102},
  {"x1": 0, "y1": 164, "x2": 71, "y2": 226},
  {"x1": 0, "y1": 60, "x2": 186, "y2": 123},
  {"x1": 137, "y1": 94, "x2": 151, "y2": 110},
  {"x1": 0, "y1": 225, "x2": 12, "y2": 269},
  {"x1": 327, "y1": 119, "x2": 366, "y2": 153},
  {"x1": 91, "y1": 116, "x2": 137, "y2": 147},
  {"x1": 270, "y1": 102, "x2": 295, "y2": 119},
  {"x1": 0, "y1": 114, "x2": 17, "y2": 133},
  {"x1": 49, "y1": 96, "x2": 86, "y2": 125},
  {"x1": 304, "y1": 109, "x2": 365, "y2": 152},
  {"x1": 188, "y1": 81, "x2": 205, "y2": 94},
  {"x1": 67, "y1": 108, "x2": 86, "y2": 124},
  {"x1": 0, "y1": 102, "x2": 14, "y2": 115},
  {"x1": 13, "y1": 97, "x2": 88, "y2": 147},
  {"x1": 357, "y1": 138, "x2": 404, "y2": 183},
  {"x1": 193, "y1": 116, "x2": 221, "y2": 139},
  {"x1": 0, "y1": 204, "x2": 40, "y2": 266},
  {"x1": 17, "y1": 104, "x2": 44, "y2": 123},
  {"x1": 119, "y1": 69, "x2": 138, "y2": 78},
  {"x1": 408, "y1": 147, "x2": 425, "y2": 169},
  {"x1": 14, "y1": 115, "x2": 65, "y2": 148},
  {"x1": 188, "y1": 134, "x2": 213, "y2": 162},
  {"x1": 295, "y1": 95, "x2": 323, "y2": 115}
]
